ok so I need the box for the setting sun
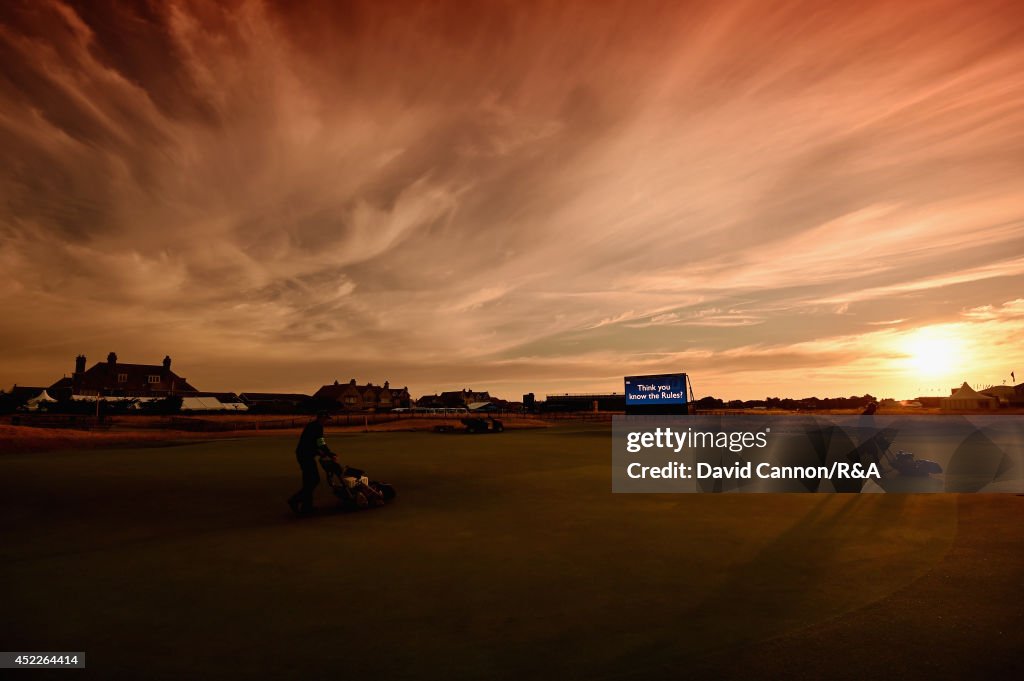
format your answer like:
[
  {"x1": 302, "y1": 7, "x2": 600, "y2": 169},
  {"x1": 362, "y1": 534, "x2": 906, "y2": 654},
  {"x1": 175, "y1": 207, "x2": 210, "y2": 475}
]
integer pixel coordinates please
[{"x1": 901, "y1": 327, "x2": 965, "y2": 378}]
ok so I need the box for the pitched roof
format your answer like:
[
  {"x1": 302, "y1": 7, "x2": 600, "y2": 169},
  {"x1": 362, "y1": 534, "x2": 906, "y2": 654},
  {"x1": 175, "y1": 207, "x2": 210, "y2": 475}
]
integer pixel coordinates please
[
  {"x1": 58, "y1": 360, "x2": 198, "y2": 394},
  {"x1": 7, "y1": 386, "x2": 47, "y2": 401},
  {"x1": 314, "y1": 381, "x2": 409, "y2": 401},
  {"x1": 27, "y1": 390, "x2": 57, "y2": 405},
  {"x1": 313, "y1": 383, "x2": 358, "y2": 400},
  {"x1": 981, "y1": 386, "x2": 1016, "y2": 398},
  {"x1": 948, "y1": 382, "x2": 990, "y2": 399}
]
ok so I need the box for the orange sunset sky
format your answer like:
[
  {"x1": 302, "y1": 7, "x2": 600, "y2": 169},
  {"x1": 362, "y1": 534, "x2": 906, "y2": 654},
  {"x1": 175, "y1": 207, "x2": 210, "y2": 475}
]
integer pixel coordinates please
[{"x1": 1, "y1": 0, "x2": 1022, "y2": 400}]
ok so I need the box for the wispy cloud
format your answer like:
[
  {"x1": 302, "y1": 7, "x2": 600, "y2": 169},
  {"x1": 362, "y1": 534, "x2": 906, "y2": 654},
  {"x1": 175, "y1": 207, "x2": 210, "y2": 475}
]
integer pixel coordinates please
[{"x1": 1, "y1": 0, "x2": 1022, "y2": 399}]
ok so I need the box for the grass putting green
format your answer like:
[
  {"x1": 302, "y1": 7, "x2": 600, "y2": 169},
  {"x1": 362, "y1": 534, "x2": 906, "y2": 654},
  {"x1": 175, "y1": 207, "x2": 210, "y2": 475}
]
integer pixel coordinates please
[{"x1": 0, "y1": 424, "x2": 970, "y2": 679}]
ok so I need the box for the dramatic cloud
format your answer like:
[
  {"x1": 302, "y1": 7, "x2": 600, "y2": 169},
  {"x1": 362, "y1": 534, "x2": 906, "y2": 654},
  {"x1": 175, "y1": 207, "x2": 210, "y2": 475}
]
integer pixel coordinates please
[{"x1": 1, "y1": 0, "x2": 1022, "y2": 399}]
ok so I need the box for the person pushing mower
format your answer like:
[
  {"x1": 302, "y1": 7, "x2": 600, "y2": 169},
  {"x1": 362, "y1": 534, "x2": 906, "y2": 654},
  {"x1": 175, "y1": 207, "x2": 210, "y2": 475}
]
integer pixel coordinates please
[
  {"x1": 287, "y1": 410, "x2": 334, "y2": 515},
  {"x1": 287, "y1": 410, "x2": 396, "y2": 515}
]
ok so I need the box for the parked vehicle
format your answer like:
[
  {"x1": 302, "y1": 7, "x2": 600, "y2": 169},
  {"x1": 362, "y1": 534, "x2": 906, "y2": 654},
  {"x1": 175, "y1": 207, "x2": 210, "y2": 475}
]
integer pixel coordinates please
[{"x1": 461, "y1": 417, "x2": 504, "y2": 434}]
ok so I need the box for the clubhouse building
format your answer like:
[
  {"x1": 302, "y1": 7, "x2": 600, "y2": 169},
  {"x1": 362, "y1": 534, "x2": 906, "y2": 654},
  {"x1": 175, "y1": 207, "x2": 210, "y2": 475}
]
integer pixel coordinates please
[
  {"x1": 48, "y1": 352, "x2": 200, "y2": 399},
  {"x1": 313, "y1": 379, "x2": 412, "y2": 412}
]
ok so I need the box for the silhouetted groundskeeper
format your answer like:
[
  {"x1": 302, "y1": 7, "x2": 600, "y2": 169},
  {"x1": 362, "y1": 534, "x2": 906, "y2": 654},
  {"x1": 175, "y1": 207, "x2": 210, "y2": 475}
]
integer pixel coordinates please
[
  {"x1": 287, "y1": 410, "x2": 332, "y2": 514},
  {"x1": 287, "y1": 410, "x2": 396, "y2": 515}
]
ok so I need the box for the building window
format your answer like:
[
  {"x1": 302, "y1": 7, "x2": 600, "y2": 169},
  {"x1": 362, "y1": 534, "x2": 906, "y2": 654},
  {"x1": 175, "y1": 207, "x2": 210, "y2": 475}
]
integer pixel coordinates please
[
  {"x1": 118, "y1": 373, "x2": 128, "y2": 383},
  {"x1": 147, "y1": 375, "x2": 161, "y2": 384}
]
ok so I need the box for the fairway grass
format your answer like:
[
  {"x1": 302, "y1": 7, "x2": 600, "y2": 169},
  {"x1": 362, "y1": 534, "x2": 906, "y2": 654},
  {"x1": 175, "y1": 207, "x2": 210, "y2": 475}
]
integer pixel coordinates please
[{"x1": 0, "y1": 425, "x2": 1008, "y2": 680}]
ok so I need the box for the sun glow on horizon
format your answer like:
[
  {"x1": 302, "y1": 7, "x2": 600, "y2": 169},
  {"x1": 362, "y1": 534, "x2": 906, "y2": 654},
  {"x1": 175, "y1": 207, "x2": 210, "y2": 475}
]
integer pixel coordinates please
[{"x1": 899, "y1": 326, "x2": 967, "y2": 381}]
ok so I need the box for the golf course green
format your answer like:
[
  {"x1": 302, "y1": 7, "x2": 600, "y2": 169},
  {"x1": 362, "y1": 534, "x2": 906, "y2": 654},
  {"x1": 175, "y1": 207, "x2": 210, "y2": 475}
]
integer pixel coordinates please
[{"x1": 1, "y1": 424, "x2": 1020, "y2": 680}]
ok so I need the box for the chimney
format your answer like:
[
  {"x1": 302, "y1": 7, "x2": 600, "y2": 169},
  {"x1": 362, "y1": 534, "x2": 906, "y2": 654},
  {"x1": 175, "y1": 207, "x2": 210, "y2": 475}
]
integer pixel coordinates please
[
  {"x1": 163, "y1": 355, "x2": 172, "y2": 371},
  {"x1": 350, "y1": 378, "x2": 356, "y2": 385},
  {"x1": 75, "y1": 354, "x2": 86, "y2": 374},
  {"x1": 384, "y1": 381, "x2": 390, "y2": 389},
  {"x1": 107, "y1": 352, "x2": 117, "y2": 367}
]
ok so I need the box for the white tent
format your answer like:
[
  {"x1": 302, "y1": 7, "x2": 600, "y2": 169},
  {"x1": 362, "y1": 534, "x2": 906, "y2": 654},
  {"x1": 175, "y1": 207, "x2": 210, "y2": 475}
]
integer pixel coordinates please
[
  {"x1": 74, "y1": 394, "x2": 144, "y2": 404},
  {"x1": 25, "y1": 390, "x2": 57, "y2": 411},
  {"x1": 180, "y1": 397, "x2": 220, "y2": 411},
  {"x1": 179, "y1": 396, "x2": 248, "y2": 412},
  {"x1": 941, "y1": 383, "x2": 998, "y2": 411},
  {"x1": 127, "y1": 397, "x2": 162, "y2": 409}
]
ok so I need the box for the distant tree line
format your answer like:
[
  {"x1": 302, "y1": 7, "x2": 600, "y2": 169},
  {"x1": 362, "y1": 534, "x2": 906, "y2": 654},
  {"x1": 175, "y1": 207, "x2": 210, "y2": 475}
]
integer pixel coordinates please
[{"x1": 694, "y1": 394, "x2": 878, "y2": 410}]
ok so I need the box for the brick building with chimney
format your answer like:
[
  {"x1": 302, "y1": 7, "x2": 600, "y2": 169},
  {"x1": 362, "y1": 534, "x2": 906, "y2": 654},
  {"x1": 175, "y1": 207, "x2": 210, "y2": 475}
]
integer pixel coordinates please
[
  {"x1": 417, "y1": 388, "x2": 492, "y2": 409},
  {"x1": 48, "y1": 352, "x2": 200, "y2": 399},
  {"x1": 313, "y1": 379, "x2": 411, "y2": 412}
]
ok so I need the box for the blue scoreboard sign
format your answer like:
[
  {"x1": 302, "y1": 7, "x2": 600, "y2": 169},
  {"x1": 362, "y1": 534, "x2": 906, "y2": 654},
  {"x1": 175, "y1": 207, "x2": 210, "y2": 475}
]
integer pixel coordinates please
[{"x1": 624, "y1": 373, "x2": 692, "y2": 415}]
